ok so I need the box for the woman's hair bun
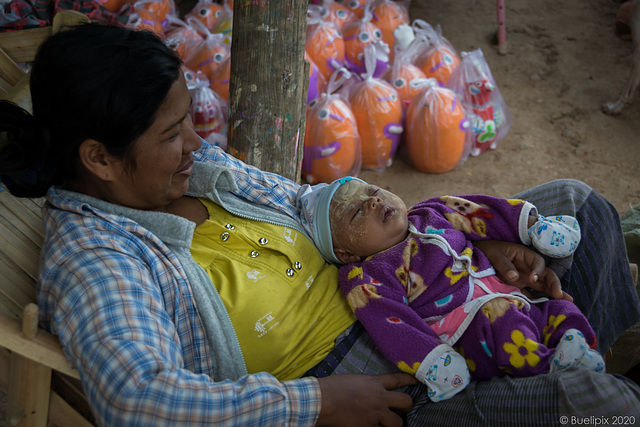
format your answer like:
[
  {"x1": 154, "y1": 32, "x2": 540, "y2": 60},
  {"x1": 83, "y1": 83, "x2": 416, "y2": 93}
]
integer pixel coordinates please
[{"x1": 0, "y1": 101, "x2": 55, "y2": 197}]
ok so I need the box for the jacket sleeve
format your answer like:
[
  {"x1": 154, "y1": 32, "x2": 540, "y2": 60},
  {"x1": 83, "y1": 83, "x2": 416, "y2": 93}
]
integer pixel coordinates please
[{"x1": 421, "y1": 194, "x2": 537, "y2": 245}]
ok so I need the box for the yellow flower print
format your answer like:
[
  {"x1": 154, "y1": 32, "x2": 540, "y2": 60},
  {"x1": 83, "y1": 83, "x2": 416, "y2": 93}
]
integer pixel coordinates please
[
  {"x1": 503, "y1": 330, "x2": 540, "y2": 369},
  {"x1": 397, "y1": 361, "x2": 421, "y2": 374},
  {"x1": 347, "y1": 266, "x2": 364, "y2": 281},
  {"x1": 454, "y1": 346, "x2": 476, "y2": 373},
  {"x1": 506, "y1": 199, "x2": 525, "y2": 206},
  {"x1": 542, "y1": 314, "x2": 567, "y2": 346}
]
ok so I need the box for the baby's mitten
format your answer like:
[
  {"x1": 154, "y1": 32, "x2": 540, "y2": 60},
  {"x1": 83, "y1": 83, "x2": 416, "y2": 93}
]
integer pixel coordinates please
[{"x1": 528, "y1": 215, "x2": 581, "y2": 258}]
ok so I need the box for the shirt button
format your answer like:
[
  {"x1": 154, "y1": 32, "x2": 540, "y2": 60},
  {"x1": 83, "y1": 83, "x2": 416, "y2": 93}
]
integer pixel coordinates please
[
  {"x1": 259, "y1": 238, "x2": 268, "y2": 245},
  {"x1": 225, "y1": 224, "x2": 235, "y2": 230},
  {"x1": 294, "y1": 262, "x2": 302, "y2": 270},
  {"x1": 286, "y1": 268, "x2": 295, "y2": 277},
  {"x1": 220, "y1": 232, "x2": 230, "y2": 242},
  {"x1": 250, "y1": 250, "x2": 259, "y2": 258}
]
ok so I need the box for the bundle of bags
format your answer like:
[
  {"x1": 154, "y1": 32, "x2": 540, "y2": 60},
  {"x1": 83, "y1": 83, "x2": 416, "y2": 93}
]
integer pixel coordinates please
[
  {"x1": 303, "y1": 0, "x2": 513, "y2": 184},
  {"x1": 95, "y1": 0, "x2": 513, "y2": 182}
]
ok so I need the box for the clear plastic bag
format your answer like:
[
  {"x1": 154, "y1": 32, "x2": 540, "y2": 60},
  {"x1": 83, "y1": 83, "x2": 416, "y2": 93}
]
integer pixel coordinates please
[
  {"x1": 370, "y1": 0, "x2": 410, "y2": 57},
  {"x1": 411, "y1": 19, "x2": 460, "y2": 85},
  {"x1": 306, "y1": 8, "x2": 346, "y2": 82},
  {"x1": 302, "y1": 69, "x2": 362, "y2": 184},
  {"x1": 446, "y1": 48, "x2": 513, "y2": 156},
  {"x1": 404, "y1": 78, "x2": 473, "y2": 173},
  {"x1": 184, "y1": 31, "x2": 230, "y2": 81},
  {"x1": 342, "y1": 5, "x2": 386, "y2": 76},
  {"x1": 187, "y1": 69, "x2": 229, "y2": 150},
  {"x1": 349, "y1": 43, "x2": 403, "y2": 171}
]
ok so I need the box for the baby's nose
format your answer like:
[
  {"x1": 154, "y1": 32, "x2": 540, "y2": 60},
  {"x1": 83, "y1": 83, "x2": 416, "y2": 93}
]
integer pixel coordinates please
[{"x1": 368, "y1": 196, "x2": 382, "y2": 209}]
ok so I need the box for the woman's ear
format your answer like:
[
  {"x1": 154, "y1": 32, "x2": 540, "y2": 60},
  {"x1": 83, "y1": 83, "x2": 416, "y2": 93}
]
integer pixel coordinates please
[
  {"x1": 78, "y1": 139, "x2": 118, "y2": 181},
  {"x1": 334, "y1": 247, "x2": 361, "y2": 264}
]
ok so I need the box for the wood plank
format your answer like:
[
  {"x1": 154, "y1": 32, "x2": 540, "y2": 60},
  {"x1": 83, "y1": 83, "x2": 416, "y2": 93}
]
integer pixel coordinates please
[
  {"x1": 0, "y1": 47, "x2": 26, "y2": 86},
  {"x1": 0, "y1": 27, "x2": 51, "y2": 63},
  {"x1": 0, "y1": 314, "x2": 80, "y2": 379}
]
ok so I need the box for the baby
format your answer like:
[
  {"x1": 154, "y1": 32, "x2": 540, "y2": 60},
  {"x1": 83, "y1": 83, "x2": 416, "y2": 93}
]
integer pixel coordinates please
[{"x1": 296, "y1": 177, "x2": 604, "y2": 402}]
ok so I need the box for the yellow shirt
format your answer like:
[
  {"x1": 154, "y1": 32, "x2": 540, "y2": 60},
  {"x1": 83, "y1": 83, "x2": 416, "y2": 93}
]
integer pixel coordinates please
[{"x1": 191, "y1": 198, "x2": 356, "y2": 380}]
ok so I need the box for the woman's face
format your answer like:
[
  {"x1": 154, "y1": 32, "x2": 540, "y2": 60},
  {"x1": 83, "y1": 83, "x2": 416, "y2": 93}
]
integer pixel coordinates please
[{"x1": 102, "y1": 74, "x2": 202, "y2": 210}]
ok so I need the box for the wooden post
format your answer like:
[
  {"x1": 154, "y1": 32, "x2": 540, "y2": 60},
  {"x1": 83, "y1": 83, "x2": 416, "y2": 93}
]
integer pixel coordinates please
[{"x1": 227, "y1": 0, "x2": 309, "y2": 182}]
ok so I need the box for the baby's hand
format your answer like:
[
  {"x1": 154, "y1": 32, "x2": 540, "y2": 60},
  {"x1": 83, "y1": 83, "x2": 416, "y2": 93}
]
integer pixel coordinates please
[{"x1": 528, "y1": 215, "x2": 581, "y2": 258}]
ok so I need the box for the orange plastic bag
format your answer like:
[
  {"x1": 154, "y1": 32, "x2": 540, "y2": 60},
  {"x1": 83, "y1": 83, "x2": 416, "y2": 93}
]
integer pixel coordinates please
[
  {"x1": 349, "y1": 43, "x2": 403, "y2": 171},
  {"x1": 187, "y1": 69, "x2": 229, "y2": 150},
  {"x1": 306, "y1": 11, "x2": 346, "y2": 82},
  {"x1": 404, "y1": 78, "x2": 472, "y2": 174},
  {"x1": 447, "y1": 48, "x2": 513, "y2": 156},
  {"x1": 302, "y1": 69, "x2": 362, "y2": 184}
]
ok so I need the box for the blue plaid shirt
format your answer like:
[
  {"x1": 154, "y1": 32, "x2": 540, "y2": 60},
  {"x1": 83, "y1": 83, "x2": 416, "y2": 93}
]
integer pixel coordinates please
[{"x1": 37, "y1": 142, "x2": 321, "y2": 426}]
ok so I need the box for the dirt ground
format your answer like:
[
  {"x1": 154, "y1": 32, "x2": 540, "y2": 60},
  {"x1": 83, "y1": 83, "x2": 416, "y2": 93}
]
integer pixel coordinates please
[{"x1": 362, "y1": 0, "x2": 640, "y2": 218}]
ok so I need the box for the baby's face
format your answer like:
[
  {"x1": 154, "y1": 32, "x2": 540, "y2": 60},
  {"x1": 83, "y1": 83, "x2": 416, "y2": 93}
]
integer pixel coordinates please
[{"x1": 329, "y1": 180, "x2": 409, "y2": 260}]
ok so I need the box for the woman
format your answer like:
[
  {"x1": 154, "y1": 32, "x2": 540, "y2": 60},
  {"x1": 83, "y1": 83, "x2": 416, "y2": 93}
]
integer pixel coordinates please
[{"x1": 0, "y1": 23, "x2": 638, "y2": 426}]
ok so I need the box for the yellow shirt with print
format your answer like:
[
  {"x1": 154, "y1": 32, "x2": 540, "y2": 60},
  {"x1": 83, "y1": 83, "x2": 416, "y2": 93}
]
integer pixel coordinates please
[{"x1": 191, "y1": 198, "x2": 356, "y2": 380}]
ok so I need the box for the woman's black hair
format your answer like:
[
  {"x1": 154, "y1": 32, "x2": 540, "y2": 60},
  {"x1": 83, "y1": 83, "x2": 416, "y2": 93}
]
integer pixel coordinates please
[{"x1": 0, "y1": 23, "x2": 183, "y2": 197}]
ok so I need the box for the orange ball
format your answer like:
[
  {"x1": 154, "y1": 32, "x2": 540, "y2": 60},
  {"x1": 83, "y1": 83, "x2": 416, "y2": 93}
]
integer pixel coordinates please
[
  {"x1": 321, "y1": 0, "x2": 357, "y2": 31},
  {"x1": 405, "y1": 85, "x2": 469, "y2": 174},
  {"x1": 186, "y1": 1, "x2": 225, "y2": 30},
  {"x1": 306, "y1": 22, "x2": 345, "y2": 81},
  {"x1": 127, "y1": 9, "x2": 164, "y2": 38},
  {"x1": 385, "y1": 63, "x2": 427, "y2": 111},
  {"x1": 342, "y1": 20, "x2": 383, "y2": 73},
  {"x1": 418, "y1": 44, "x2": 460, "y2": 85},
  {"x1": 340, "y1": 0, "x2": 366, "y2": 19},
  {"x1": 302, "y1": 95, "x2": 360, "y2": 184},
  {"x1": 185, "y1": 35, "x2": 230, "y2": 81},
  {"x1": 210, "y1": 55, "x2": 231, "y2": 101},
  {"x1": 349, "y1": 79, "x2": 403, "y2": 170}
]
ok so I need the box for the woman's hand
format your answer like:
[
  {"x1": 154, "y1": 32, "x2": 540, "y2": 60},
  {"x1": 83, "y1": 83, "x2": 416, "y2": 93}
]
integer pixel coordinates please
[
  {"x1": 316, "y1": 373, "x2": 417, "y2": 427},
  {"x1": 475, "y1": 240, "x2": 573, "y2": 302}
]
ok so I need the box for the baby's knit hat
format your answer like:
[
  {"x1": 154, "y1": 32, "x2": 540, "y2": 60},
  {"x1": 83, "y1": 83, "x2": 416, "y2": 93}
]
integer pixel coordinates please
[{"x1": 296, "y1": 176, "x2": 364, "y2": 265}]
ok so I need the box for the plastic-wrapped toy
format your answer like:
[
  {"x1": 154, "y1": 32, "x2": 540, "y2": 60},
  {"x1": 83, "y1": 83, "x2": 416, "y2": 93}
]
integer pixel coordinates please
[
  {"x1": 411, "y1": 19, "x2": 460, "y2": 86},
  {"x1": 185, "y1": 32, "x2": 230, "y2": 81},
  {"x1": 185, "y1": 0, "x2": 224, "y2": 30},
  {"x1": 339, "y1": 0, "x2": 367, "y2": 19},
  {"x1": 96, "y1": 0, "x2": 129, "y2": 12},
  {"x1": 371, "y1": 0, "x2": 409, "y2": 57},
  {"x1": 126, "y1": 9, "x2": 164, "y2": 37},
  {"x1": 349, "y1": 43, "x2": 403, "y2": 171},
  {"x1": 210, "y1": 5, "x2": 233, "y2": 42},
  {"x1": 305, "y1": 51, "x2": 326, "y2": 104},
  {"x1": 306, "y1": 12, "x2": 346, "y2": 82},
  {"x1": 320, "y1": 0, "x2": 358, "y2": 31},
  {"x1": 210, "y1": 55, "x2": 231, "y2": 102},
  {"x1": 302, "y1": 69, "x2": 362, "y2": 184},
  {"x1": 187, "y1": 69, "x2": 229, "y2": 150},
  {"x1": 134, "y1": 0, "x2": 176, "y2": 30},
  {"x1": 447, "y1": 48, "x2": 513, "y2": 156},
  {"x1": 164, "y1": 16, "x2": 207, "y2": 60},
  {"x1": 384, "y1": 27, "x2": 428, "y2": 112},
  {"x1": 342, "y1": 6, "x2": 386, "y2": 76},
  {"x1": 405, "y1": 78, "x2": 472, "y2": 174}
]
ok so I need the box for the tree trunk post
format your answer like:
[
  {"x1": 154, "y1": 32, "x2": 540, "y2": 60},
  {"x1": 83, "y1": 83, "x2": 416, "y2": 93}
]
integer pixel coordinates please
[{"x1": 227, "y1": 0, "x2": 309, "y2": 182}]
